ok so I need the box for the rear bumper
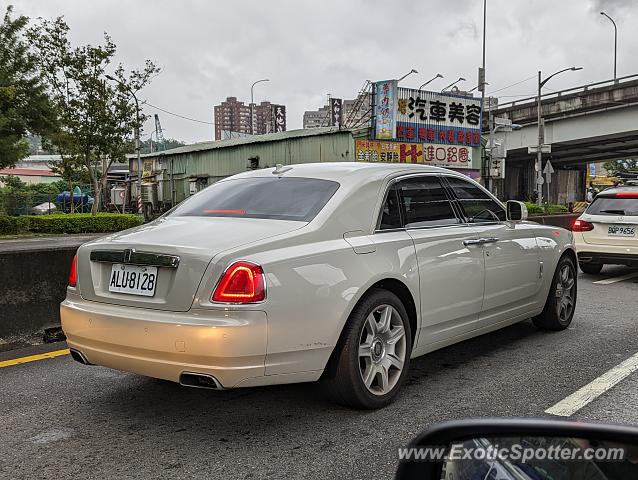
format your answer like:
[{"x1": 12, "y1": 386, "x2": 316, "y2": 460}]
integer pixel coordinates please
[
  {"x1": 60, "y1": 291, "x2": 268, "y2": 388},
  {"x1": 577, "y1": 251, "x2": 638, "y2": 266},
  {"x1": 575, "y1": 233, "x2": 638, "y2": 266}
]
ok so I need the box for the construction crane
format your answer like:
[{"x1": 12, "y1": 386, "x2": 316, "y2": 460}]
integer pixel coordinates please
[{"x1": 154, "y1": 114, "x2": 166, "y2": 151}]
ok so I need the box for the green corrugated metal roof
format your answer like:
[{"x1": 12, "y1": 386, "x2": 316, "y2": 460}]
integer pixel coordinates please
[{"x1": 135, "y1": 126, "x2": 369, "y2": 159}]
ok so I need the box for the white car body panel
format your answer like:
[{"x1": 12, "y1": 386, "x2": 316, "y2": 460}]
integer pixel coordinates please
[{"x1": 61, "y1": 162, "x2": 576, "y2": 389}]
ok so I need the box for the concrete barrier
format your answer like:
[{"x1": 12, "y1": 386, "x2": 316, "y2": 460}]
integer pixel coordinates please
[
  {"x1": 529, "y1": 213, "x2": 580, "y2": 230},
  {"x1": 0, "y1": 235, "x2": 100, "y2": 339}
]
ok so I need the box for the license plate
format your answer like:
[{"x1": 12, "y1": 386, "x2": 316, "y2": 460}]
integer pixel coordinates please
[
  {"x1": 109, "y1": 264, "x2": 158, "y2": 296},
  {"x1": 608, "y1": 225, "x2": 636, "y2": 237}
]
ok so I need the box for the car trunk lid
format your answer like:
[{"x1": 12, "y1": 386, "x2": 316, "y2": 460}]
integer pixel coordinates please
[{"x1": 78, "y1": 216, "x2": 304, "y2": 311}]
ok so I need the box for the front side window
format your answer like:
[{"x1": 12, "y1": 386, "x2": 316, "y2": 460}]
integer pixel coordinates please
[
  {"x1": 170, "y1": 177, "x2": 339, "y2": 222},
  {"x1": 397, "y1": 177, "x2": 459, "y2": 228},
  {"x1": 445, "y1": 176, "x2": 506, "y2": 223}
]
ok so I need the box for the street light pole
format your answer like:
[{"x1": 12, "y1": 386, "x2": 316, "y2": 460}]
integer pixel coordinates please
[
  {"x1": 397, "y1": 69, "x2": 418, "y2": 83},
  {"x1": 600, "y1": 11, "x2": 618, "y2": 81},
  {"x1": 105, "y1": 74, "x2": 142, "y2": 215},
  {"x1": 536, "y1": 71, "x2": 543, "y2": 206},
  {"x1": 250, "y1": 79, "x2": 269, "y2": 135},
  {"x1": 535, "y1": 67, "x2": 583, "y2": 205},
  {"x1": 441, "y1": 77, "x2": 466, "y2": 92},
  {"x1": 418, "y1": 73, "x2": 443, "y2": 90}
]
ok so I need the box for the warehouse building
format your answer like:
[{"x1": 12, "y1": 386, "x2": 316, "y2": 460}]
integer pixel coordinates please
[
  {"x1": 130, "y1": 127, "x2": 368, "y2": 210},
  {"x1": 126, "y1": 125, "x2": 483, "y2": 214}
]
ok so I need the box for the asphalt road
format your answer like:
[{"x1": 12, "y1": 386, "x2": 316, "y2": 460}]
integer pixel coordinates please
[{"x1": 1, "y1": 266, "x2": 638, "y2": 479}]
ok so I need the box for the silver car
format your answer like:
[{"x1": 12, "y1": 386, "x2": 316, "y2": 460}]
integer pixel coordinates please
[{"x1": 61, "y1": 163, "x2": 577, "y2": 409}]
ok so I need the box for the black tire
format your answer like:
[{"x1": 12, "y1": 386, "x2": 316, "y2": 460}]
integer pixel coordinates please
[
  {"x1": 579, "y1": 262, "x2": 603, "y2": 275},
  {"x1": 533, "y1": 256, "x2": 577, "y2": 331},
  {"x1": 325, "y1": 288, "x2": 412, "y2": 409}
]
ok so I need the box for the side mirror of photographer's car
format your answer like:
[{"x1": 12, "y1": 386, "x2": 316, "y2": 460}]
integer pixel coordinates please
[{"x1": 395, "y1": 418, "x2": 638, "y2": 480}]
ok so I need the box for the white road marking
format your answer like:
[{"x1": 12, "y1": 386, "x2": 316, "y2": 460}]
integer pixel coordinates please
[
  {"x1": 545, "y1": 351, "x2": 638, "y2": 416},
  {"x1": 593, "y1": 271, "x2": 638, "y2": 285}
]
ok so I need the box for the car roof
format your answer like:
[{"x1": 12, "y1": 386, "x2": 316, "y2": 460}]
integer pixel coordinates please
[
  {"x1": 597, "y1": 185, "x2": 638, "y2": 196},
  {"x1": 227, "y1": 162, "x2": 464, "y2": 185}
]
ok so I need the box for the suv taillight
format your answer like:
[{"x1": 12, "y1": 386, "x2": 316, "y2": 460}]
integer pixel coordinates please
[
  {"x1": 212, "y1": 261, "x2": 265, "y2": 303},
  {"x1": 572, "y1": 219, "x2": 594, "y2": 232},
  {"x1": 68, "y1": 254, "x2": 78, "y2": 287}
]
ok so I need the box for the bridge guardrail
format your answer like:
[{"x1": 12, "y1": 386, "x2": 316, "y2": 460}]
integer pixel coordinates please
[{"x1": 495, "y1": 74, "x2": 638, "y2": 110}]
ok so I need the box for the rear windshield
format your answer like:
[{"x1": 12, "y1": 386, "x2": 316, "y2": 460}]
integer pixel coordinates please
[
  {"x1": 169, "y1": 177, "x2": 340, "y2": 222},
  {"x1": 587, "y1": 195, "x2": 638, "y2": 216}
]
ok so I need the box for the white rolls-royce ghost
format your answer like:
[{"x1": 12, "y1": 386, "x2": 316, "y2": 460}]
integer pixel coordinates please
[{"x1": 61, "y1": 163, "x2": 577, "y2": 409}]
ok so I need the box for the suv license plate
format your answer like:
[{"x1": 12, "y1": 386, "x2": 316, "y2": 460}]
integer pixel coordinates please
[
  {"x1": 109, "y1": 264, "x2": 158, "y2": 296},
  {"x1": 608, "y1": 225, "x2": 636, "y2": 237}
]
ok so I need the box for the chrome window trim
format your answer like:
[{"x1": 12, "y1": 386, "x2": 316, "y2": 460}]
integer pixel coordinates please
[
  {"x1": 374, "y1": 173, "x2": 463, "y2": 234},
  {"x1": 90, "y1": 249, "x2": 180, "y2": 268}
]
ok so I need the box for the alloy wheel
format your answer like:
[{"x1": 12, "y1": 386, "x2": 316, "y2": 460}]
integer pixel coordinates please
[
  {"x1": 358, "y1": 304, "x2": 407, "y2": 396},
  {"x1": 555, "y1": 264, "x2": 576, "y2": 323}
]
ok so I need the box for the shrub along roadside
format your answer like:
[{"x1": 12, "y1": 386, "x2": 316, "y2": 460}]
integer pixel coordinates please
[
  {"x1": 524, "y1": 202, "x2": 569, "y2": 216},
  {"x1": 0, "y1": 213, "x2": 143, "y2": 235}
]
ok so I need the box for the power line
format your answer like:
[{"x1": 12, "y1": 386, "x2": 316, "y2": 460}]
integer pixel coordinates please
[
  {"x1": 143, "y1": 101, "x2": 214, "y2": 125},
  {"x1": 487, "y1": 74, "x2": 537, "y2": 95}
]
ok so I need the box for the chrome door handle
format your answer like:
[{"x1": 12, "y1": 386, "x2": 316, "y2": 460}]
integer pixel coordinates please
[
  {"x1": 463, "y1": 237, "x2": 499, "y2": 246},
  {"x1": 463, "y1": 239, "x2": 483, "y2": 246}
]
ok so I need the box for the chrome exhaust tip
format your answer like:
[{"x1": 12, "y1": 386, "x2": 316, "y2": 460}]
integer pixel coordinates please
[
  {"x1": 69, "y1": 348, "x2": 92, "y2": 365},
  {"x1": 179, "y1": 372, "x2": 223, "y2": 390}
]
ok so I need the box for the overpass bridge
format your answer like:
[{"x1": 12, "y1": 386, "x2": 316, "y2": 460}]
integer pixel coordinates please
[{"x1": 488, "y1": 74, "x2": 638, "y2": 202}]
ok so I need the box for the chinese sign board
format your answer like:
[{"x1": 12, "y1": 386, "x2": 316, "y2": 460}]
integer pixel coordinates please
[
  {"x1": 355, "y1": 140, "x2": 473, "y2": 169},
  {"x1": 142, "y1": 160, "x2": 153, "y2": 178},
  {"x1": 373, "y1": 80, "x2": 398, "y2": 139},
  {"x1": 271, "y1": 105, "x2": 287, "y2": 133},
  {"x1": 330, "y1": 98, "x2": 343, "y2": 127},
  {"x1": 373, "y1": 82, "x2": 482, "y2": 147}
]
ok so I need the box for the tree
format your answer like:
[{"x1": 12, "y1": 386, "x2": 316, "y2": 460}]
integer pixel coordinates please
[
  {"x1": 0, "y1": 174, "x2": 26, "y2": 190},
  {"x1": 0, "y1": 6, "x2": 56, "y2": 168},
  {"x1": 603, "y1": 159, "x2": 638, "y2": 176},
  {"x1": 27, "y1": 16, "x2": 159, "y2": 214},
  {"x1": 139, "y1": 137, "x2": 186, "y2": 154}
]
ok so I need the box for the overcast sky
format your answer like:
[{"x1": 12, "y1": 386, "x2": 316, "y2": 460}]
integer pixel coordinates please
[{"x1": 12, "y1": 0, "x2": 638, "y2": 143}]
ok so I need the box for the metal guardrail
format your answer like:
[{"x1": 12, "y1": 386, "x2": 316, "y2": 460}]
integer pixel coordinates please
[{"x1": 495, "y1": 74, "x2": 638, "y2": 110}]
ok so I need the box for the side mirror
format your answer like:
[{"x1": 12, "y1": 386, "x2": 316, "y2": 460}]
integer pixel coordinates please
[
  {"x1": 396, "y1": 418, "x2": 638, "y2": 480},
  {"x1": 506, "y1": 200, "x2": 528, "y2": 222}
]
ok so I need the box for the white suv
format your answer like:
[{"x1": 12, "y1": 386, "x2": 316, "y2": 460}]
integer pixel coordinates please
[{"x1": 573, "y1": 186, "x2": 638, "y2": 274}]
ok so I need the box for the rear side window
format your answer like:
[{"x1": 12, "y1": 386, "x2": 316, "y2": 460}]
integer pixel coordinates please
[
  {"x1": 445, "y1": 176, "x2": 506, "y2": 222},
  {"x1": 587, "y1": 195, "x2": 638, "y2": 216},
  {"x1": 397, "y1": 177, "x2": 459, "y2": 228},
  {"x1": 170, "y1": 177, "x2": 339, "y2": 222},
  {"x1": 378, "y1": 184, "x2": 402, "y2": 230}
]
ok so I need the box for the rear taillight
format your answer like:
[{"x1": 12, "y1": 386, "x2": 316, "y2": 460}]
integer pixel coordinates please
[
  {"x1": 616, "y1": 192, "x2": 638, "y2": 198},
  {"x1": 572, "y1": 219, "x2": 594, "y2": 232},
  {"x1": 212, "y1": 261, "x2": 265, "y2": 303},
  {"x1": 68, "y1": 254, "x2": 78, "y2": 287}
]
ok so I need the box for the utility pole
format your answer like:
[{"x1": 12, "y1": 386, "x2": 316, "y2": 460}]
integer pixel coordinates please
[{"x1": 480, "y1": 0, "x2": 488, "y2": 190}]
